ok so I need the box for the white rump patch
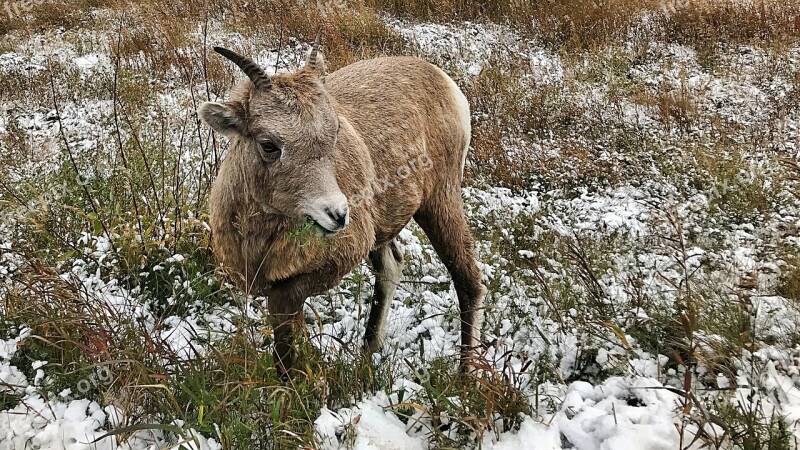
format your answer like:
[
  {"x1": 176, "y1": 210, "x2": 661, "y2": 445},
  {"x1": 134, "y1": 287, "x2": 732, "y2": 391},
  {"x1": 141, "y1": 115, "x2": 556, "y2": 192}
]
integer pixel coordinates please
[{"x1": 435, "y1": 66, "x2": 471, "y2": 174}]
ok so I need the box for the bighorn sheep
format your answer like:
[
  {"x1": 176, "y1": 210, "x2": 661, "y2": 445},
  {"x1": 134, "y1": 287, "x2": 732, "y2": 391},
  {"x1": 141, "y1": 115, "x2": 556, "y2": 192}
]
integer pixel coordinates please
[{"x1": 199, "y1": 37, "x2": 486, "y2": 377}]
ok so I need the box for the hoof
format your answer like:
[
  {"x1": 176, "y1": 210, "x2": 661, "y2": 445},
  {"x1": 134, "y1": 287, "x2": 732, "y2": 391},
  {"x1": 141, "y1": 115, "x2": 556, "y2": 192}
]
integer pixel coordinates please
[{"x1": 363, "y1": 339, "x2": 381, "y2": 355}]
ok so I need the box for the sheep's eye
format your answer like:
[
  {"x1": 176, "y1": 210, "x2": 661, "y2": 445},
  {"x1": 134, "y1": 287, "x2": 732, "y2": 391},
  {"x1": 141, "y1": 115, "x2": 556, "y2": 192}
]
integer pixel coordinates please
[{"x1": 259, "y1": 141, "x2": 281, "y2": 162}]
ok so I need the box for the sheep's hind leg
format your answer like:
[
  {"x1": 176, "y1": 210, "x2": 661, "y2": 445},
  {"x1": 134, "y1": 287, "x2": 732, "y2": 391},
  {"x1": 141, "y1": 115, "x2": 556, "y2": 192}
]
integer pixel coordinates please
[
  {"x1": 364, "y1": 240, "x2": 404, "y2": 354},
  {"x1": 414, "y1": 198, "x2": 486, "y2": 369}
]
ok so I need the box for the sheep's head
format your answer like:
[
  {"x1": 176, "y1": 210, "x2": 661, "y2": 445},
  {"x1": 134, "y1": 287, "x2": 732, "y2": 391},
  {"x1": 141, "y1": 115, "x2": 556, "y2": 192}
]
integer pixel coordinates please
[{"x1": 199, "y1": 38, "x2": 348, "y2": 237}]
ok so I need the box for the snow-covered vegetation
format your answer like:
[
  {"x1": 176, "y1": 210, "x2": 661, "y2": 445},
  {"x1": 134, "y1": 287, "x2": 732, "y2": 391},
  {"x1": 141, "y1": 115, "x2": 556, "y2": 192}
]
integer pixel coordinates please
[{"x1": 2, "y1": 0, "x2": 800, "y2": 448}]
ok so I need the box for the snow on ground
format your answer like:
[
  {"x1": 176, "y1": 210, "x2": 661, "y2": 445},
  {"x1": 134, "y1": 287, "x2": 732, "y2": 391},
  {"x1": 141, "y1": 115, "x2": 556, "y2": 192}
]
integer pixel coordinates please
[
  {"x1": 390, "y1": 19, "x2": 565, "y2": 83},
  {"x1": 313, "y1": 376, "x2": 684, "y2": 450},
  {"x1": 0, "y1": 329, "x2": 225, "y2": 450},
  {"x1": 2, "y1": 12, "x2": 800, "y2": 450}
]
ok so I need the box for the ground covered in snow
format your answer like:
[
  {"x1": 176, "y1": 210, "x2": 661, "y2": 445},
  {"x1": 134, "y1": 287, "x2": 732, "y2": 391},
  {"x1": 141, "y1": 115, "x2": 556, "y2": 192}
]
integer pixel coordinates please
[{"x1": 2, "y1": 4, "x2": 800, "y2": 450}]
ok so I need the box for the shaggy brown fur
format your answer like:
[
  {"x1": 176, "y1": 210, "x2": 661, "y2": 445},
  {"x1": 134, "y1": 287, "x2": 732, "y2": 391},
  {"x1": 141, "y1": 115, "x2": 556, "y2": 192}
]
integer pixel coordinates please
[{"x1": 199, "y1": 44, "x2": 485, "y2": 378}]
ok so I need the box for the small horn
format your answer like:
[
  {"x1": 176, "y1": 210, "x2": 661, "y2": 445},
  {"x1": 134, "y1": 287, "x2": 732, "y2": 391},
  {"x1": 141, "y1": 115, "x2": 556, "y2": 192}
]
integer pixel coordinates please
[
  {"x1": 213, "y1": 46, "x2": 271, "y2": 90},
  {"x1": 307, "y1": 30, "x2": 323, "y2": 71}
]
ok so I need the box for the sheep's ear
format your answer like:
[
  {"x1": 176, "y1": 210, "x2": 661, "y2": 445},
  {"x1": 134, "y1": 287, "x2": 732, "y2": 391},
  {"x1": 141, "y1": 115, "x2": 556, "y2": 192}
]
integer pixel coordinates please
[{"x1": 198, "y1": 101, "x2": 244, "y2": 136}]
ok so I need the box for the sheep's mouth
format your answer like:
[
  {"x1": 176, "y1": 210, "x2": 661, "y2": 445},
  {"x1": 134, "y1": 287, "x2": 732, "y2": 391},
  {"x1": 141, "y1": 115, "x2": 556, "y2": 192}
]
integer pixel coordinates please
[
  {"x1": 314, "y1": 222, "x2": 340, "y2": 237},
  {"x1": 306, "y1": 217, "x2": 341, "y2": 238}
]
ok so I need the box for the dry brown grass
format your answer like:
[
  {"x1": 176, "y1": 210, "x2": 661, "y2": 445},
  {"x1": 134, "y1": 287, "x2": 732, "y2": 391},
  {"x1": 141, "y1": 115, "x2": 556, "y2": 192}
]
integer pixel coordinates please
[
  {"x1": 656, "y1": 80, "x2": 699, "y2": 134},
  {"x1": 0, "y1": 0, "x2": 113, "y2": 36},
  {"x1": 127, "y1": 0, "x2": 404, "y2": 71},
  {"x1": 528, "y1": 0, "x2": 659, "y2": 50},
  {"x1": 363, "y1": 0, "x2": 522, "y2": 23},
  {"x1": 463, "y1": 60, "x2": 531, "y2": 187},
  {"x1": 778, "y1": 252, "x2": 800, "y2": 304},
  {"x1": 3, "y1": 1, "x2": 800, "y2": 447},
  {"x1": 661, "y1": 0, "x2": 800, "y2": 57},
  {"x1": 4, "y1": 0, "x2": 799, "y2": 55},
  {"x1": 464, "y1": 56, "x2": 631, "y2": 192},
  {"x1": 367, "y1": 0, "x2": 800, "y2": 52},
  {"x1": 368, "y1": 0, "x2": 657, "y2": 49},
  {"x1": 0, "y1": 0, "x2": 404, "y2": 75}
]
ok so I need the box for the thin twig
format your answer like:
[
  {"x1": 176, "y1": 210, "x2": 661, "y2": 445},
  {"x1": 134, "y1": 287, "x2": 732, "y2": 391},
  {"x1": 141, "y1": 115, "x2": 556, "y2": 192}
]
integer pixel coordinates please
[
  {"x1": 47, "y1": 57, "x2": 116, "y2": 254},
  {"x1": 111, "y1": 13, "x2": 145, "y2": 235}
]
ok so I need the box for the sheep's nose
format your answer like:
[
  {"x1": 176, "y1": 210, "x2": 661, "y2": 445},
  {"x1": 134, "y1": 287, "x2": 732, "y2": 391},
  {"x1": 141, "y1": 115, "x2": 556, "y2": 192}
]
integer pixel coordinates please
[{"x1": 326, "y1": 205, "x2": 349, "y2": 230}]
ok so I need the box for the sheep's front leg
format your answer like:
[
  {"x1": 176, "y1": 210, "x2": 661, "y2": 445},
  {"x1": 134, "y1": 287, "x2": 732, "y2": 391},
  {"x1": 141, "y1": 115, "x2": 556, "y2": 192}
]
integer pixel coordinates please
[
  {"x1": 266, "y1": 279, "x2": 310, "y2": 380},
  {"x1": 364, "y1": 240, "x2": 404, "y2": 353},
  {"x1": 268, "y1": 297, "x2": 304, "y2": 380},
  {"x1": 266, "y1": 270, "x2": 338, "y2": 379}
]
